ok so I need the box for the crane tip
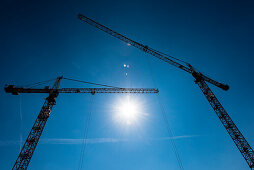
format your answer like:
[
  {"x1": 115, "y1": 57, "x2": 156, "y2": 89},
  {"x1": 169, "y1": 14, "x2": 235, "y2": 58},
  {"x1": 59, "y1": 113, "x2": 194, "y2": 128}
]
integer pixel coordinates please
[{"x1": 221, "y1": 84, "x2": 229, "y2": 91}]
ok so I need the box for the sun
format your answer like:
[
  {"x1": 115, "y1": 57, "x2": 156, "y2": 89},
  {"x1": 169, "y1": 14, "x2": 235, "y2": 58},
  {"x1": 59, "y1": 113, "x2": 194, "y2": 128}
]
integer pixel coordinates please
[
  {"x1": 118, "y1": 100, "x2": 138, "y2": 124},
  {"x1": 113, "y1": 95, "x2": 143, "y2": 126}
]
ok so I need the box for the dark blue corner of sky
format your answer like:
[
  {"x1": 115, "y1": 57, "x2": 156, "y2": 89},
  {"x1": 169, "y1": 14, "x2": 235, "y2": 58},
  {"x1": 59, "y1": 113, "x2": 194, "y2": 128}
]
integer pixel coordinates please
[{"x1": 0, "y1": 0, "x2": 254, "y2": 170}]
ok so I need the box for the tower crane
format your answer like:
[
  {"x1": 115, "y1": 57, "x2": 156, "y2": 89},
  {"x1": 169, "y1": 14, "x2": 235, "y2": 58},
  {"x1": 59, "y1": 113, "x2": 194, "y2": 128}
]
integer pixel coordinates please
[
  {"x1": 78, "y1": 14, "x2": 254, "y2": 169},
  {"x1": 5, "y1": 76, "x2": 158, "y2": 170}
]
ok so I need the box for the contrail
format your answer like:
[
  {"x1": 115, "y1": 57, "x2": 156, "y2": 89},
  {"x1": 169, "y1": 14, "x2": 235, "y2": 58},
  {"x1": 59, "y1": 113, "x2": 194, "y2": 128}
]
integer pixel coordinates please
[{"x1": 0, "y1": 135, "x2": 199, "y2": 146}]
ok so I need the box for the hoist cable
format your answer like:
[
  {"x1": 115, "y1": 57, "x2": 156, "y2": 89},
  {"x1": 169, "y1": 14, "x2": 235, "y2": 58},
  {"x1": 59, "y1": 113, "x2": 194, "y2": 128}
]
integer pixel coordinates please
[
  {"x1": 78, "y1": 95, "x2": 93, "y2": 170},
  {"x1": 63, "y1": 77, "x2": 120, "y2": 88},
  {"x1": 156, "y1": 94, "x2": 184, "y2": 170},
  {"x1": 150, "y1": 47, "x2": 190, "y2": 66},
  {"x1": 22, "y1": 78, "x2": 56, "y2": 88},
  {"x1": 19, "y1": 95, "x2": 23, "y2": 151},
  {"x1": 144, "y1": 53, "x2": 184, "y2": 170}
]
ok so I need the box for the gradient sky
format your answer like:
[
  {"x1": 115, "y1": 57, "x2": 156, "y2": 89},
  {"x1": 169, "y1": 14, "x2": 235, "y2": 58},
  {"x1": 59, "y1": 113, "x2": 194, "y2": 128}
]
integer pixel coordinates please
[{"x1": 1, "y1": 0, "x2": 254, "y2": 169}]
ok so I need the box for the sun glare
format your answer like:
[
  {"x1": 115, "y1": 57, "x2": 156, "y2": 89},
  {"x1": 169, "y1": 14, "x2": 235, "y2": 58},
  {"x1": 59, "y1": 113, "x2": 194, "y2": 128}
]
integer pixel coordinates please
[
  {"x1": 113, "y1": 95, "x2": 143, "y2": 126},
  {"x1": 119, "y1": 100, "x2": 138, "y2": 124}
]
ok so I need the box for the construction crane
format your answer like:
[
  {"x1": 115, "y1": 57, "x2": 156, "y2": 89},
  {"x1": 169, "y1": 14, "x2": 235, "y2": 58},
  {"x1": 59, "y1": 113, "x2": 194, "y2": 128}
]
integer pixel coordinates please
[
  {"x1": 77, "y1": 14, "x2": 254, "y2": 169},
  {"x1": 5, "y1": 76, "x2": 159, "y2": 170}
]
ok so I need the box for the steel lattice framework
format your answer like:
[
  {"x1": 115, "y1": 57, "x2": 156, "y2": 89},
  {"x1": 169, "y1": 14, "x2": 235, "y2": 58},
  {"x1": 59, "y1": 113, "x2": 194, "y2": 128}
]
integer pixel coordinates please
[
  {"x1": 6, "y1": 77, "x2": 158, "y2": 170},
  {"x1": 5, "y1": 87, "x2": 159, "y2": 95},
  {"x1": 12, "y1": 77, "x2": 62, "y2": 170},
  {"x1": 196, "y1": 79, "x2": 254, "y2": 169},
  {"x1": 77, "y1": 14, "x2": 229, "y2": 91},
  {"x1": 78, "y1": 14, "x2": 254, "y2": 169}
]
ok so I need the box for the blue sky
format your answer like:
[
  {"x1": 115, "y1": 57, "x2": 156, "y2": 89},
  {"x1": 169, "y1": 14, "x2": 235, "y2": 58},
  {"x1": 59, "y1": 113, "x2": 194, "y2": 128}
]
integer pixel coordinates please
[{"x1": 1, "y1": 0, "x2": 254, "y2": 169}]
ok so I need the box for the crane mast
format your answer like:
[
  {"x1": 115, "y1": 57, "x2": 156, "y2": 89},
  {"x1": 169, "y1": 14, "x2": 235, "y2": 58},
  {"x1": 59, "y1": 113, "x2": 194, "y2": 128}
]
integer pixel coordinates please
[
  {"x1": 77, "y1": 14, "x2": 254, "y2": 169},
  {"x1": 11, "y1": 76, "x2": 62, "y2": 170},
  {"x1": 6, "y1": 77, "x2": 158, "y2": 170},
  {"x1": 192, "y1": 71, "x2": 254, "y2": 169}
]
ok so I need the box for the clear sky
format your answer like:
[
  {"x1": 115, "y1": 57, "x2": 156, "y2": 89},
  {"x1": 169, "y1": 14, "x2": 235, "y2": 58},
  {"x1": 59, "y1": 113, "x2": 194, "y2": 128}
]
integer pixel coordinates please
[{"x1": 1, "y1": 0, "x2": 254, "y2": 169}]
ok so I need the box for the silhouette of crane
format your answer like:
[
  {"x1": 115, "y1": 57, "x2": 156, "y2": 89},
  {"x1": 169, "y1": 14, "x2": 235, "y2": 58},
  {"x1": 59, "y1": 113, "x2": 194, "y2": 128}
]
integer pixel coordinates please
[
  {"x1": 78, "y1": 14, "x2": 254, "y2": 169},
  {"x1": 5, "y1": 76, "x2": 158, "y2": 170}
]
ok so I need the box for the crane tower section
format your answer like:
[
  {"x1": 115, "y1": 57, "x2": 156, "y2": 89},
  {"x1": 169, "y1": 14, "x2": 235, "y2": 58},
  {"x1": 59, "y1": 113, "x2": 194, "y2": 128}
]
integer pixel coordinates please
[{"x1": 11, "y1": 77, "x2": 62, "y2": 170}]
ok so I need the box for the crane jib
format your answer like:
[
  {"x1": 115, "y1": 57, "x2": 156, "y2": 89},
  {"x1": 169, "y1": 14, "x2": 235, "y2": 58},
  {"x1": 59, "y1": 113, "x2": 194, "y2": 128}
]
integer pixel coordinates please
[
  {"x1": 78, "y1": 14, "x2": 229, "y2": 91},
  {"x1": 4, "y1": 86, "x2": 159, "y2": 95}
]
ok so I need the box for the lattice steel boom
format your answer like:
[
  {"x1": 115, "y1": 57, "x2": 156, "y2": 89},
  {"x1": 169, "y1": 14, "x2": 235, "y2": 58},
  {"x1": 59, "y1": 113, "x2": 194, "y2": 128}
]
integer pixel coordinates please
[
  {"x1": 6, "y1": 77, "x2": 158, "y2": 170},
  {"x1": 5, "y1": 87, "x2": 159, "y2": 95},
  {"x1": 77, "y1": 14, "x2": 229, "y2": 91},
  {"x1": 11, "y1": 76, "x2": 62, "y2": 170},
  {"x1": 77, "y1": 14, "x2": 254, "y2": 169}
]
